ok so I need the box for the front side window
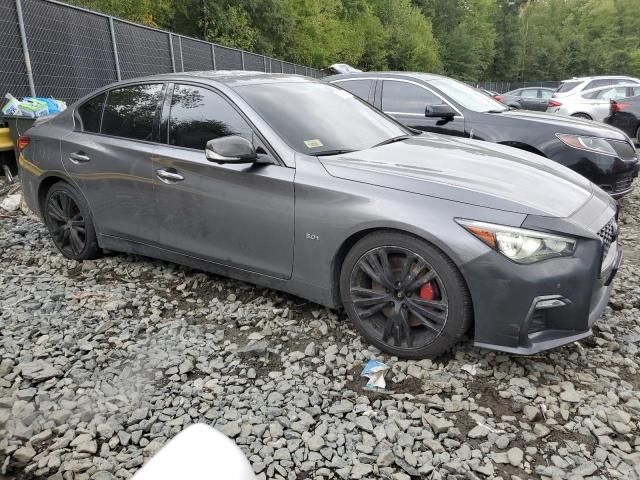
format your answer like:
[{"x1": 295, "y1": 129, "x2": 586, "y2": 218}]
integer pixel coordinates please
[
  {"x1": 596, "y1": 86, "x2": 628, "y2": 100},
  {"x1": 382, "y1": 81, "x2": 442, "y2": 114},
  {"x1": 585, "y1": 79, "x2": 613, "y2": 90},
  {"x1": 428, "y1": 78, "x2": 507, "y2": 113},
  {"x1": 101, "y1": 84, "x2": 163, "y2": 141},
  {"x1": 168, "y1": 85, "x2": 253, "y2": 150},
  {"x1": 75, "y1": 93, "x2": 105, "y2": 133},
  {"x1": 335, "y1": 79, "x2": 372, "y2": 102},
  {"x1": 631, "y1": 86, "x2": 640, "y2": 96},
  {"x1": 235, "y1": 82, "x2": 407, "y2": 155}
]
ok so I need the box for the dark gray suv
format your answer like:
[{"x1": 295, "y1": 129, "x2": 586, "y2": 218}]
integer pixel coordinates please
[{"x1": 19, "y1": 72, "x2": 620, "y2": 357}]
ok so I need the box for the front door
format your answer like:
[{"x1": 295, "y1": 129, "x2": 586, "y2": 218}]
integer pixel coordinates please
[
  {"x1": 153, "y1": 83, "x2": 295, "y2": 279},
  {"x1": 380, "y1": 80, "x2": 465, "y2": 136},
  {"x1": 60, "y1": 83, "x2": 164, "y2": 244}
]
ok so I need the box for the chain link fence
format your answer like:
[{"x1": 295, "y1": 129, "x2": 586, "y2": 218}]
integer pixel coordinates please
[{"x1": 0, "y1": 0, "x2": 323, "y2": 104}]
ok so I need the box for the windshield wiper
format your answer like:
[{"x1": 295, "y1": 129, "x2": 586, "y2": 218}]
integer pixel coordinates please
[
  {"x1": 372, "y1": 135, "x2": 411, "y2": 148},
  {"x1": 314, "y1": 149, "x2": 356, "y2": 157}
]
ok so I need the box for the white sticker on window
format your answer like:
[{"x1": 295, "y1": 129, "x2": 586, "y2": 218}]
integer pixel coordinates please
[{"x1": 304, "y1": 139, "x2": 324, "y2": 148}]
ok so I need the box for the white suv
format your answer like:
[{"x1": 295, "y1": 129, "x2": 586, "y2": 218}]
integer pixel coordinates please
[{"x1": 553, "y1": 76, "x2": 640, "y2": 98}]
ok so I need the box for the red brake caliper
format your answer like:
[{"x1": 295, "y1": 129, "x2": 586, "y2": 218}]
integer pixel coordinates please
[{"x1": 419, "y1": 282, "x2": 438, "y2": 300}]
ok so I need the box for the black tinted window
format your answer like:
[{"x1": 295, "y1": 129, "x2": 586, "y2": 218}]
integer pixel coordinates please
[
  {"x1": 75, "y1": 93, "x2": 105, "y2": 133},
  {"x1": 102, "y1": 84, "x2": 162, "y2": 141},
  {"x1": 168, "y1": 85, "x2": 253, "y2": 150},
  {"x1": 335, "y1": 80, "x2": 372, "y2": 101},
  {"x1": 382, "y1": 81, "x2": 442, "y2": 114}
]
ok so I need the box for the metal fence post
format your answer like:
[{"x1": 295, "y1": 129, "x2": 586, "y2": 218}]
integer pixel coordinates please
[
  {"x1": 263, "y1": 55, "x2": 267, "y2": 73},
  {"x1": 178, "y1": 36, "x2": 184, "y2": 72},
  {"x1": 15, "y1": 0, "x2": 35, "y2": 97},
  {"x1": 169, "y1": 33, "x2": 176, "y2": 73},
  {"x1": 108, "y1": 17, "x2": 121, "y2": 81},
  {"x1": 241, "y1": 51, "x2": 245, "y2": 70},
  {"x1": 211, "y1": 45, "x2": 216, "y2": 70}
]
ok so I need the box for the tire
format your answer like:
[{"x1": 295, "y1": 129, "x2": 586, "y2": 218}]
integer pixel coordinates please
[
  {"x1": 636, "y1": 125, "x2": 640, "y2": 146},
  {"x1": 571, "y1": 113, "x2": 592, "y2": 120},
  {"x1": 340, "y1": 231, "x2": 472, "y2": 359},
  {"x1": 43, "y1": 181, "x2": 101, "y2": 261}
]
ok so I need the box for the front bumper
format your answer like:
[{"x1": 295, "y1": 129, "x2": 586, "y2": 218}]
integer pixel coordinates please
[{"x1": 461, "y1": 194, "x2": 620, "y2": 354}]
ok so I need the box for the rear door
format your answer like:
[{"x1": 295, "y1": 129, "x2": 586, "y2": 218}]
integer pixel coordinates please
[
  {"x1": 60, "y1": 83, "x2": 164, "y2": 243},
  {"x1": 380, "y1": 79, "x2": 465, "y2": 136},
  {"x1": 518, "y1": 88, "x2": 540, "y2": 110},
  {"x1": 591, "y1": 86, "x2": 629, "y2": 120},
  {"x1": 152, "y1": 83, "x2": 295, "y2": 279}
]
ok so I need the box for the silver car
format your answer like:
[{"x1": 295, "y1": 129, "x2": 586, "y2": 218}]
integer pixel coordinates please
[
  {"x1": 547, "y1": 84, "x2": 640, "y2": 121},
  {"x1": 18, "y1": 72, "x2": 621, "y2": 357},
  {"x1": 553, "y1": 75, "x2": 640, "y2": 99}
]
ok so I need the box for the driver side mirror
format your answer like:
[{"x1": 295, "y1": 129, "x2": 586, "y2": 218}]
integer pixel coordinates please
[
  {"x1": 425, "y1": 104, "x2": 456, "y2": 119},
  {"x1": 205, "y1": 136, "x2": 257, "y2": 164}
]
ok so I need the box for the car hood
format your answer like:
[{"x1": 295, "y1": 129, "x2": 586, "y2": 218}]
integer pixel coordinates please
[
  {"x1": 319, "y1": 134, "x2": 593, "y2": 217},
  {"x1": 501, "y1": 109, "x2": 629, "y2": 140}
]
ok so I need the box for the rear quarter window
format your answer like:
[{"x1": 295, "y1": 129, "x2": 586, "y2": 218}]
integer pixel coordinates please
[{"x1": 74, "y1": 93, "x2": 106, "y2": 133}]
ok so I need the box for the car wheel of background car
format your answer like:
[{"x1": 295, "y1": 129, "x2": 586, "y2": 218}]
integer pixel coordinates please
[
  {"x1": 44, "y1": 182, "x2": 101, "y2": 261},
  {"x1": 340, "y1": 231, "x2": 472, "y2": 359},
  {"x1": 571, "y1": 113, "x2": 592, "y2": 120}
]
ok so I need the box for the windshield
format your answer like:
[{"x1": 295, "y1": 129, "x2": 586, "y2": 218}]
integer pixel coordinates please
[
  {"x1": 428, "y1": 78, "x2": 508, "y2": 113},
  {"x1": 556, "y1": 80, "x2": 582, "y2": 93},
  {"x1": 235, "y1": 82, "x2": 408, "y2": 155}
]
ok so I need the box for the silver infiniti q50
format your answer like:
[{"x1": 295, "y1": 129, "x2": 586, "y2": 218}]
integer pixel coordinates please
[{"x1": 19, "y1": 72, "x2": 621, "y2": 357}]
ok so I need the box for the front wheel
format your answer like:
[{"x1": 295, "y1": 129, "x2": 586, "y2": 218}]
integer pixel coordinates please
[
  {"x1": 340, "y1": 232, "x2": 472, "y2": 358},
  {"x1": 43, "y1": 182, "x2": 101, "y2": 261}
]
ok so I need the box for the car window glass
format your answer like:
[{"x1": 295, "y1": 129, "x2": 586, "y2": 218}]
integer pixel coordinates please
[
  {"x1": 335, "y1": 80, "x2": 372, "y2": 101},
  {"x1": 597, "y1": 87, "x2": 627, "y2": 100},
  {"x1": 235, "y1": 82, "x2": 408, "y2": 155},
  {"x1": 520, "y1": 89, "x2": 538, "y2": 98},
  {"x1": 75, "y1": 93, "x2": 105, "y2": 133},
  {"x1": 102, "y1": 84, "x2": 162, "y2": 141},
  {"x1": 632, "y1": 86, "x2": 640, "y2": 96},
  {"x1": 539, "y1": 89, "x2": 553, "y2": 99},
  {"x1": 585, "y1": 79, "x2": 613, "y2": 90},
  {"x1": 168, "y1": 85, "x2": 253, "y2": 150},
  {"x1": 382, "y1": 81, "x2": 442, "y2": 114},
  {"x1": 556, "y1": 80, "x2": 582, "y2": 93}
]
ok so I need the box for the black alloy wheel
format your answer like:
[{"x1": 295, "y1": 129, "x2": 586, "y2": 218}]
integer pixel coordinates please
[
  {"x1": 340, "y1": 232, "x2": 472, "y2": 358},
  {"x1": 44, "y1": 182, "x2": 101, "y2": 260}
]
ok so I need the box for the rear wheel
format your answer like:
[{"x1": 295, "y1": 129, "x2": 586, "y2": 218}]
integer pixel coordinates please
[
  {"x1": 340, "y1": 232, "x2": 472, "y2": 358},
  {"x1": 43, "y1": 182, "x2": 101, "y2": 261},
  {"x1": 571, "y1": 113, "x2": 592, "y2": 120}
]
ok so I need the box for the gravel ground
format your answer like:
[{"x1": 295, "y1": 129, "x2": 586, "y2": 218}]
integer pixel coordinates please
[{"x1": 1, "y1": 185, "x2": 640, "y2": 480}]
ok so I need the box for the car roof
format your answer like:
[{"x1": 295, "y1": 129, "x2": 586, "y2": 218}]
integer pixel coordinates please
[
  {"x1": 324, "y1": 71, "x2": 448, "y2": 83},
  {"x1": 561, "y1": 75, "x2": 638, "y2": 82},
  {"x1": 104, "y1": 70, "x2": 317, "y2": 89}
]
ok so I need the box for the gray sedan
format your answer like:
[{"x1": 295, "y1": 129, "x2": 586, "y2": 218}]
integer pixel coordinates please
[{"x1": 18, "y1": 72, "x2": 621, "y2": 357}]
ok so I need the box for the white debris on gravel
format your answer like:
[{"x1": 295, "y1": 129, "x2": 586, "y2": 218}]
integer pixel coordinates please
[{"x1": 1, "y1": 188, "x2": 640, "y2": 480}]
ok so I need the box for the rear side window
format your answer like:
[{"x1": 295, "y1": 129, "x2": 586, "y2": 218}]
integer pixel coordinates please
[
  {"x1": 335, "y1": 80, "x2": 372, "y2": 101},
  {"x1": 556, "y1": 80, "x2": 582, "y2": 93},
  {"x1": 585, "y1": 79, "x2": 614, "y2": 90},
  {"x1": 596, "y1": 86, "x2": 628, "y2": 100},
  {"x1": 382, "y1": 81, "x2": 442, "y2": 114},
  {"x1": 539, "y1": 89, "x2": 553, "y2": 99},
  {"x1": 520, "y1": 89, "x2": 538, "y2": 98},
  {"x1": 632, "y1": 86, "x2": 640, "y2": 97},
  {"x1": 75, "y1": 93, "x2": 105, "y2": 133},
  {"x1": 168, "y1": 84, "x2": 253, "y2": 150},
  {"x1": 102, "y1": 84, "x2": 163, "y2": 141}
]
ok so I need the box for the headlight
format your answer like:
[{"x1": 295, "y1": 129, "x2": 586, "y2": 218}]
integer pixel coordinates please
[
  {"x1": 556, "y1": 133, "x2": 617, "y2": 156},
  {"x1": 456, "y1": 220, "x2": 576, "y2": 264}
]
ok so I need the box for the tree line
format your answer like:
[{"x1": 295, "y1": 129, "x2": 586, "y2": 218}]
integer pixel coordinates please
[{"x1": 68, "y1": 0, "x2": 640, "y2": 82}]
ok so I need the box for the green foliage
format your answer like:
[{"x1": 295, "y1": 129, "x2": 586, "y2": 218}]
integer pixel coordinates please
[{"x1": 67, "y1": 0, "x2": 640, "y2": 81}]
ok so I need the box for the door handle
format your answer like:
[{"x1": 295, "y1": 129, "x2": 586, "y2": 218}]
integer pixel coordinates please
[
  {"x1": 69, "y1": 152, "x2": 90, "y2": 164},
  {"x1": 156, "y1": 169, "x2": 185, "y2": 184}
]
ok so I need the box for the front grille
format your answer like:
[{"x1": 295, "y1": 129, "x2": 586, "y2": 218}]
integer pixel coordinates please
[
  {"x1": 597, "y1": 217, "x2": 618, "y2": 259},
  {"x1": 609, "y1": 140, "x2": 638, "y2": 160}
]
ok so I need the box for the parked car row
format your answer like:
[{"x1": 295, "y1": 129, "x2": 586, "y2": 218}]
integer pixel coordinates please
[
  {"x1": 16, "y1": 70, "x2": 628, "y2": 359},
  {"x1": 326, "y1": 72, "x2": 638, "y2": 197}
]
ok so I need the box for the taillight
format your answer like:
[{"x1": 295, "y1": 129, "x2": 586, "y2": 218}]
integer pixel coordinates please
[
  {"x1": 611, "y1": 102, "x2": 631, "y2": 113},
  {"x1": 548, "y1": 100, "x2": 562, "y2": 107},
  {"x1": 495, "y1": 95, "x2": 503, "y2": 102},
  {"x1": 17, "y1": 135, "x2": 30, "y2": 151}
]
